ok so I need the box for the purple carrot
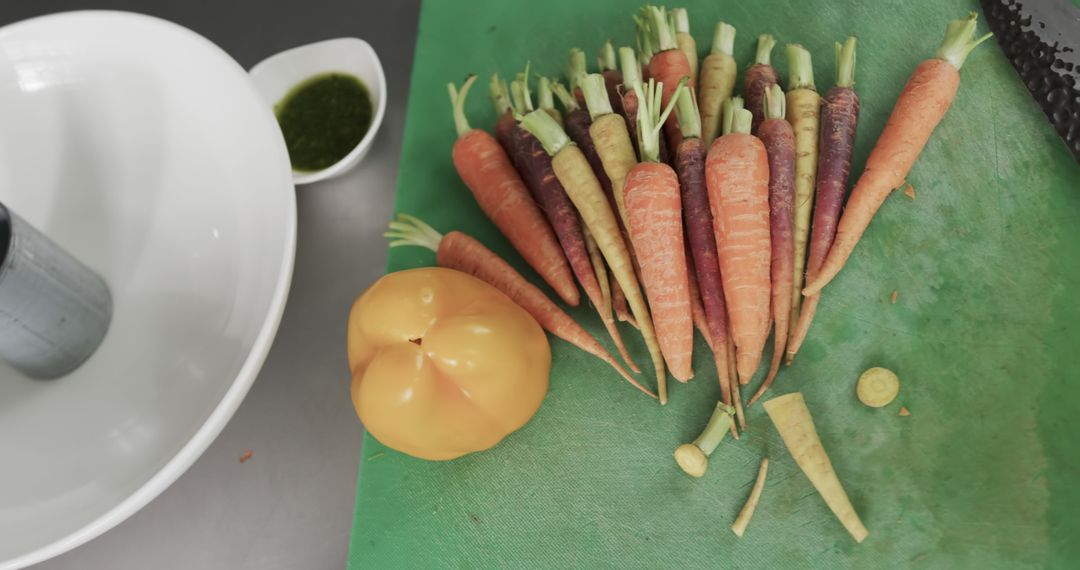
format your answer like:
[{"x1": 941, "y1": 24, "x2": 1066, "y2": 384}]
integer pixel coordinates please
[
  {"x1": 786, "y1": 37, "x2": 860, "y2": 363},
  {"x1": 748, "y1": 84, "x2": 796, "y2": 406},
  {"x1": 745, "y1": 34, "x2": 779, "y2": 134}
]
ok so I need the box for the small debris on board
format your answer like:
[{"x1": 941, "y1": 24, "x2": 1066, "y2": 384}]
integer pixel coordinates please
[
  {"x1": 904, "y1": 183, "x2": 916, "y2": 200},
  {"x1": 239, "y1": 449, "x2": 253, "y2": 463},
  {"x1": 899, "y1": 407, "x2": 911, "y2": 417},
  {"x1": 890, "y1": 290, "x2": 898, "y2": 304},
  {"x1": 367, "y1": 452, "x2": 386, "y2": 461}
]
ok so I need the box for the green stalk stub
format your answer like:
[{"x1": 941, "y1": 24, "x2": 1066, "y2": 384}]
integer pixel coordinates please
[
  {"x1": 619, "y1": 46, "x2": 641, "y2": 88},
  {"x1": 755, "y1": 34, "x2": 776, "y2": 65},
  {"x1": 721, "y1": 96, "x2": 745, "y2": 136},
  {"x1": 385, "y1": 214, "x2": 443, "y2": 252},
  {"x1": 786, "y1": 44, "x2": 815, "y2": 91},
  {"x1": 934, "y1": 11, "x2": 993, "y2": 70},
  {"x1": 673, "y1": 401, "x2": 735, "y2": 478},
  {"x1": 537, "y1": 76, "x2": 555, "y2": 111},
  {"x1": 489, "y1": 73, "x2": 511, "y2": 116},
  {"x1": 551, "y1": 80, "x2": 580, "y2": 112},
  {"x1": 672, "y1": 7, "x2": 689, "y2": 34},
  {"x1": 598, "y1": 40, "x2": 617, "y2": 72},
  {"x1": 675, "y1": 86, "x2": 701, "y2": 139},
  {"x1": 712, "y1": 22, "x2": 736, "y2": 56},
  {"x1": 580, "y1": 73, "x2": 614, "y2": 121},
  {"x1": 634, "y1": 77, "x2": 686, "y2": 163},
  {"x1": 447, "y1": 74, "x2": 477, "y2": 137},
  {"x1": 835, "y1": 36, "x2": 857, "y2": 88},
  {"x1": 519, "y1": 109, "x2": 571, "y2": 156},
  {"x1": 565, "y1": 48, "x2": 587, "y2": 91},
  {"x1": 764, "y1": 84, "x2": 786, "y2": 121}
]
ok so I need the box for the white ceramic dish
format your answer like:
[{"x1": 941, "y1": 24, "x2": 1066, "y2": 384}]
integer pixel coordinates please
[
  {"x1": 249, "y1": 37, "x2": 387, "y2": 185},
  {"x1": 0, "y1": 11, "x2": 296, "y2": 569}
]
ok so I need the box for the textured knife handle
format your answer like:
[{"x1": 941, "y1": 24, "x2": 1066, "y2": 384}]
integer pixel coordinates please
[{"x1": 981, "y1": 0, "x2": 1080, "y2": 162}]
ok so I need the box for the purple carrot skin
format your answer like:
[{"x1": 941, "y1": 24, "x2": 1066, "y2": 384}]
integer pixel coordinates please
[
  {"x1": 745, "y1": 34, "x2": 779, "y2": 134},
  {"x1": 504, "y1": 73, "x2": 639, "y2": 373},
  {"x1": 674, "y1": 86, "x2": 734, "y2": 408},
  {"x1": 748, "y1": 85, "x2": 796, "y2": 406},
  {"x1": 553, "y1": 81, "x2": 617, "y2": 213},
  {"x1": 785, "y1": 37, "x2": 860, "y2": 364},
  {"x1": 597, "y1": 40, "x2": 624, "y2": 115}
]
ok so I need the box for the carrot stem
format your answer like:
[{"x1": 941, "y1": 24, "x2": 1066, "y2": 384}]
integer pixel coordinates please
[
  {"x1": 754, "y1": 34, "x2": 776, "y2": 65},
  {"x1": 598, "y1": 40, "x2": 617, "y2": 71},
  {"x1": 764, "y1": 83, "x2": 785, "y2": 121},
  {"x1": 519, "y1": 109, "x2": 571, "y2": 156},
  {"x1": 673, "y1": 401, "x2": 736, "y2": 477},
  {"x1": 787, "y1": 44, "x2": 815, "y2": 91},
  {"x1": 447, "y1": 74, "x2": 477, "y2": 137},
  {"x1": 489, "y1": 74, "x2": 512, "y2": 116},
  {"x1": 581, "y1": 73, "x2": 615, "y2": 120},
  {"x1": 675, "y1": 85, "x2": 701, "y2": 139},
  {"x1": 721, "y1": 96, "x2": 745, "y2": 135},
  {"x1": 566, "y1": 48, "x2": 587, "y2": 92},
  {"x1": 633, "y1": 77, "x2": 686, "y2": 163},
  {"x1": 672, "y1": 7, "x2": 690, "y2": 35},
  {"x1": 551, "y1": 80, "x2": 580, "y2": 112},
  {"x1": 620, "y1": 46, "x2": 642, "y2": 89},
  {"x1": 536, "y1": 76, "x2": 555, "y2": 112},
  {"x1": 711, "y1": 22, "x2": 735, "y2": 56},
  {"x1": 639, "y1": 5, "x2": 678, "y2": 52},
  {"x1": 835, "y1": 37, "x2": 857, "y2": 89},
  {"x1": 934, "y1": 12, "x2": 993, "y2": 70}
]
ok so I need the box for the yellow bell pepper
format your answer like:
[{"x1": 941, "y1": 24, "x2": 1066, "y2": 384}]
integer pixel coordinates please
[{"x1": 347, "y1": 268, "x2": 550, "y2": 460}]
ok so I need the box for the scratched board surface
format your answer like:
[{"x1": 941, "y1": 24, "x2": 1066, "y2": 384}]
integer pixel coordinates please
[{"x1": 349, "y1": 0, "x2": 1080, "y2": 567}]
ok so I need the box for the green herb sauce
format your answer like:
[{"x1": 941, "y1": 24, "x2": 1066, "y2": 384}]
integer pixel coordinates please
[{"x1": 274, "y1": 72, "x2": 373, "y2": 172}]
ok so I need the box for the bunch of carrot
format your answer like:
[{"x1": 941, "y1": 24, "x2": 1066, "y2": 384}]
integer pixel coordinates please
[{"x1": 409, "y1": 6, "x2": 990, "y2": 419}]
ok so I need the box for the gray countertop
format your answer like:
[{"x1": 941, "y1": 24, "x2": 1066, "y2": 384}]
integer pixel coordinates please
[{"x1": 0, "y1": 1, "x2": 421, "y2": 568}]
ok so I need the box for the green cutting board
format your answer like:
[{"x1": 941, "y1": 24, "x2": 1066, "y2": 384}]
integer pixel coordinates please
[{"x1": 349, "y1": 0, "x2": 1080, "y2": 567}]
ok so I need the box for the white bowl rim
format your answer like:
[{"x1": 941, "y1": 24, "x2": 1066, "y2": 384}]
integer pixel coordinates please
[
  {"x1": 0, "y1": 10, "x2": 297, "y2": 570},
  {"x1": 249, "y1": 37, "x2": 388, "y2": 186}
]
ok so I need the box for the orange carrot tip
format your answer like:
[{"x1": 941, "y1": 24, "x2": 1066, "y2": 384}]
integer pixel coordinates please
[
  {"x1": 447, "y1": 74, "x2": 479, "y2": 137},
  {"x1": 673, "y1": 401, "x2": 736, "y2": 478}
]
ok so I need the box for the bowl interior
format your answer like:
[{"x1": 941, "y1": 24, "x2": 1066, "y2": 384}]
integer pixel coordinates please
[
  {"x1": 0, "y1": 12, "x2": 295, "y2": 568},
  {"x1": 248, "y1": 38, "x2": 387, "y2": 184}
]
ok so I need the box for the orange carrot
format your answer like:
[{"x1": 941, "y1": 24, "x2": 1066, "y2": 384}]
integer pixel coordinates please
[
  {"x1": 749, "y1": 85, "x2": 796, "y2": 406},
  {"x1": 386, "y1": 214, "x2": 653, "y2": 398},
  {"x1": 706, "y1": 99, "x2": 772, "y2": 385},
  {"x1": 623, "y1": 77, "x2": 694, "y2": 381},
  {"x1": 448, "y1": 76, "x2": 579, "y2": 306},
  {"x1": 803, "y1": 14, "x2": 993, "y2": 295}
]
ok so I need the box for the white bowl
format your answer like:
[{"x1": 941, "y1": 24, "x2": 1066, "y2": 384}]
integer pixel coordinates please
[
  {"x1": 249, "y1": 38, "x2": 387, "y2": 185},
  {"x1": 0, "y1": 11, "x2": 296, "y2": 569}
]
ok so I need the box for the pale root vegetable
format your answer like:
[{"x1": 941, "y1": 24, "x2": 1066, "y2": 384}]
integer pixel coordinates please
[
  {"x1": 764, "y1": 392, "x2": 869, "y2": 543},
  {"x1": 553, "y1": 81, "x2": 617, "y2": 211},
  {"x1": 675, "y1": 86, "x2": 734, "y2": 405},
  {"x1": 671, "y1": 8, "x2": 699, "y2": 83},
  {"x1": 581, "y1": 73, "x2": 640, "y2": 240},
  {"x1": 731, "y1": 458, "x2": 770, "y2": 537},
  {"x1": 707, "y1": 99, "x2": 772, "y2": 385},
  {"x1": 385, "y1": 215, "x2": 651, "y2": 396},
  {"x1": 745, "y1": 34, "x2": 779, "y2": 133},
  {"x1": 783, "y1": 44, "x2": 821, "y2": 357},
  {"x1": 448, "y1": 76, "x2": 579, "y2": 306},
  {"x1": 623, "y1": 77, "x2": 694, "y2": 381},
  {"x1": 673, "y1": 401, "x2": 736, "y2": 477},
  {"x1": 748, "y1": 85, "x2": 796, "y2": 407},
  {"x1": 519, "y1": 109, "x2": 669, "y2": 402},
  {"x1": 698, "y1": 22, "x2": 737, "y2": 146},
  {"x1": 803, "y1": 14, "x2": 993, "y2": 295},
  {"x1": 787, "y1": 37, "x2": 860, "y2": 363},
  {"x1": 857, "y1": 367, "x2": 900, "y2": 408}
]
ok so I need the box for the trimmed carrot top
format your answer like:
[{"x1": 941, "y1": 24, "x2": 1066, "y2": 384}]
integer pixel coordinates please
[
  {"x1": 551, "y1": 80, "x2": 580, "y2": 112},
  {"x1": 447, "y1": 74, "x2": 478, "y2": 137},
  {"x1": 764, "y1": 84, "x2": 786, "y2": 121},
  {"x1": 711, "y1": 22, "x2": 736, "y2": 56},
  {"x1": 632, "y1": 77, "x2": 686, "y2": 163},
  {"x1": 519, "y1": 109, "x2": 572, "y2": 157},
  {"x1": 786, "y1": 44, "x2": 816, "y2": 91},
  {"x1": 580, "y1": 73, "x2": 615, "y2": 120},
  {"x1": 722, "y1": 96, "x2": 747, "y2": 136},
  {"x1": 619, "y1": 46, "x2": 642, "y2": 89},
  {"x1": 489, "y1": 74, "x2": 512, "y2": 116},
  {"x1": 935, "y1": 12, "x2": 993, "y2": 70},
  {"x1": 836, "y1": 36, "x2": 857, "y2": 88},
  {"x1": 675, "y1": 85, "x2": 701, "y2": 139},
  {"x1": 565, "y1": 48, "x2": 587, "y2": 92},
  {"x1": 754, "y1": 34, "x2": 776, "y2": 66},
  {"x1": 597, "y1": 40, "x2": 617, "y2": 72}
]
